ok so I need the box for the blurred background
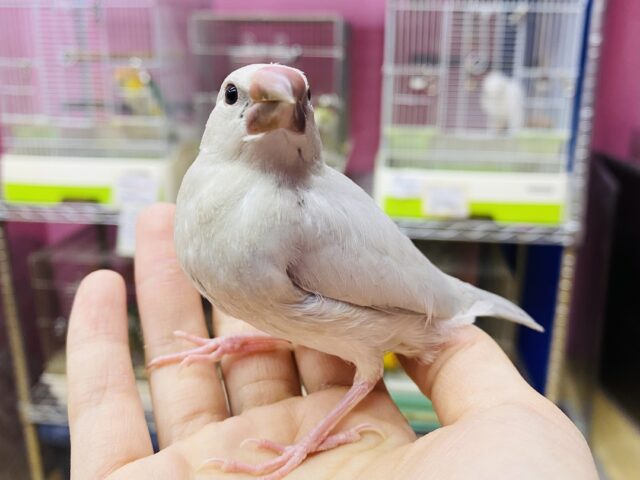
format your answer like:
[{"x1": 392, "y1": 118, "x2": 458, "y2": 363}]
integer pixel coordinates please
[{"x1": 0, "y1": 0, "x2": 637, "y2": 478}]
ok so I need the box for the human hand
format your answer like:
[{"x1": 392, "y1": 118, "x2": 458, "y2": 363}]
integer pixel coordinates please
[{"x1": 67, "y1": 203, "x2": 597, "y2": 479}]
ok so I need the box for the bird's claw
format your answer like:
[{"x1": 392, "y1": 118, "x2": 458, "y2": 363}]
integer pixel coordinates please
[
  {"x1": 240, "y1": 437, "x2": 288, "y2": 454},
  {"x1": 200, "y1": 443, "x2": 308, "y2": 480},
  {"x1": 316, "y1": 423, "x2": 384, "y2": 451}
]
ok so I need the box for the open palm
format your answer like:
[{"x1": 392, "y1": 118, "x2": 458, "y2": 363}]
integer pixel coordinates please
[{"x1": 66, "y1": 204, "x2": 596, "y2": 479}]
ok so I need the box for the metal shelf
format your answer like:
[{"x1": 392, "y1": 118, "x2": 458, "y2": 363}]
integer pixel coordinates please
[
  {"x1": 0, "y1": 202, "x2": 119, "y2": 225},
  {"x1": 0, "y1": 200, "x2": 578, "y2": 245},
  {"x1": 0, "y1": 199, "x2": 579, "y2": 245},
  {"x1": 396, "y1": 218, "x2": 579, "y2": 245}
]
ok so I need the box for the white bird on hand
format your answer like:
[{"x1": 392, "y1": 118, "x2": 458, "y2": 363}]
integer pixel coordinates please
[{"x1": 148, "y1": 64, "x2": 542, "y2": 480}]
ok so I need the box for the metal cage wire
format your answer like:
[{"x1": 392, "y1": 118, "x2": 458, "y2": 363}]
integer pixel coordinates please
[
  {"x1": 0, "y1": 0, "x2": 208, "y2": 158},
  {"x1": 381, "y1": 0, "x2": 588, "y2": 173}
]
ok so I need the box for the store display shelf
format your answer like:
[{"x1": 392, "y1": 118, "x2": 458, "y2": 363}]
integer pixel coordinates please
[
  {"x1": 0, "y1": 201, "x2": 579, "y2": 245},
  {"x1": 0, "y1": 202, "x2": 120, "y2": 225},
  {"x1": 396, "y1": 218, "x2": 579, "y2": 246}
]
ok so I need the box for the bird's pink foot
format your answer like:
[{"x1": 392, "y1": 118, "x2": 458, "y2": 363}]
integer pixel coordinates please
[
  {"x1": 147, "y1": 331, "x2": 289, "y2": 369},
  {"x1": 201, "y1": 423, "x2": 382, "y2": 480},
  {"x1": 242, "y1": 423, "x2": 383, "y2": 453},
  {"x1": 315, "y1": 423, "x2": 383, "y2": 451}
]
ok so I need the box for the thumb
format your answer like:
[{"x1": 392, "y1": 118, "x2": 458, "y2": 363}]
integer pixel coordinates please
[{"x1": 399, "y1": 325, "x2": 546, "y2": 426}]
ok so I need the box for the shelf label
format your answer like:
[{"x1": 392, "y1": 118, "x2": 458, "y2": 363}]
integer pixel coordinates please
[
  {"x1": 116, "y1": 172, "x2": 158, "y2": 257},
  {"x1": 423, "y1": 184, "x2": 469, "y2": 218},
  {"x1": 389, "y1": 175, "x2": 423, "y2": 198}
]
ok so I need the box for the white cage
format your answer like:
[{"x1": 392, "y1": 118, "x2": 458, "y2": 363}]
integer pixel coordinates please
[
  {"x1": 0, "y1": 0, "x2": 208, "y2": 158},
  {"x1": 376, "y1": 0, "x2": 589, "y2": 224},
  {"x1": 189, "y1": 13, "x2": 350, "y2": 170}
]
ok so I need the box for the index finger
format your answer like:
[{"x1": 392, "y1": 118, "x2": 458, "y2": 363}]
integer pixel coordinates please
[
  {"x1": 399, "y1": 326, "x2": 547, "y2": 426},
  {"x1": 67, "y1": 270, "x2": 153, "y2": 478}
]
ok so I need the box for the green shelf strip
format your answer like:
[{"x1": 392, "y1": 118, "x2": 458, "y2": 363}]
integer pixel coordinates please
[
  {"x1": 383, "y1": 197, "x2": 563, "y2": 224},
  {"x1": 3, "y1": 183, "x2": 113, "y2": 205}
]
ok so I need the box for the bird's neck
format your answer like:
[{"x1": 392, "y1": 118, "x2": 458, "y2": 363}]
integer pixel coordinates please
[{"x1": 247, "y1": 132, "x2": 323, "y2": 188}]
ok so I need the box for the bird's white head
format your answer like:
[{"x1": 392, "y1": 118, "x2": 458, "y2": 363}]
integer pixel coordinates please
[{"x1": 200, "y1": 64, "x2": 323, "y2": 181}]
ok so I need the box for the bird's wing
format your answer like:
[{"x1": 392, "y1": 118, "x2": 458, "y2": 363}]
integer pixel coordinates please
[{"x1": 289, "y1": 167, "x2": 462, "y2": 319}]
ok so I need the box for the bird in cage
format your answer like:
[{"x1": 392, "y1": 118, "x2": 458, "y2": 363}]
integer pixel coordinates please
[
  {"x1": 481, "y1": 71, "x2": 524, "y2": 135},
  {"x1": 148, "y1": 64, "x2": 542, "y2": 479},
  {"x1": 114, "y1": 58, "x2": 164, "y2": 117},
  {"x1": 313, "y1": 93, "x2": 343, "y2": 154}
]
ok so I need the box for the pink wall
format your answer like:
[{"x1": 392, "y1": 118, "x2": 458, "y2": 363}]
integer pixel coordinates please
[
  {"x1": 591, "y1": 0, "x2": 640, "y2": 164},
  {"x1": 213, "y1": 0, "x2": 386, "y2": 174}
]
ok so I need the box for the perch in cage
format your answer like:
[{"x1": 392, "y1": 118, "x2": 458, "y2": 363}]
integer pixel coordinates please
[
  {"x1": 189, "y1": 12, "x2": 350, "y2": 171},
  {"x1": 375, "y1": 0, "x2": 589, "y2": 224},
  {"x1": 0, "y1": 0, "x2": 207, "y2": 206}
]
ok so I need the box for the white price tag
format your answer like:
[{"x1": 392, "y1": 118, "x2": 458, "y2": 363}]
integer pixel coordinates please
[
  {"x1": 389, "y1": 175, "x2": 423, "y2": 198},
  {"x1": 423, "y1": 184, "x2": 469, "y2": 218},
  {"x1": 116, "y1": 172, "x2": 158, "y2": 257}
]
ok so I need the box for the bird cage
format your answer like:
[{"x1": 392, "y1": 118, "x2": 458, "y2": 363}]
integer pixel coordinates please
[
  {"x1": 0, "y1": 0, "x2": 208, "y2": 158},
  {"x1": 375, "y1": 0, "x2": 589, "y2": 224},
  {"x1": 189, "y1": 13, "x2": 350, "y2": 171},
  {"x1": 0, "y1": 0, "x2": 207, "y2": 207}
]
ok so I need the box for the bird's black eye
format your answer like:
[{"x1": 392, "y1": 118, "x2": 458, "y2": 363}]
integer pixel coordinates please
[
  {"x1": 225, "y1": 84, "x2": 238, "y2": 105},
  {"x1": 307, "y1": 88, "x2": 311, "y2": 101}
]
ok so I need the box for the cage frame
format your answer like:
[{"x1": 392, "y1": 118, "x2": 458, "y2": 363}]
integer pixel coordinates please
[{"x1": 375, "y1": 0, "x2": 594, "y2": 235}]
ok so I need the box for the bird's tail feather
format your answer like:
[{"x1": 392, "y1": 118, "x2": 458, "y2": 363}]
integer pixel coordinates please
[{"x1": 452, "y1": 283, "x2": 544, "y2": 332}]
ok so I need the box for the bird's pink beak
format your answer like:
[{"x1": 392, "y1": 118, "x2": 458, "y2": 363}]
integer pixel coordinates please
[{"x1": 246, "y1": 65, "x2": 307, "y2": 135}]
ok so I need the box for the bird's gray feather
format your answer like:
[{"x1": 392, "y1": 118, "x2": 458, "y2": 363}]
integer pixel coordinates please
[{"x1": 290, "y1": 166, "x2": 464, "y2": 321}]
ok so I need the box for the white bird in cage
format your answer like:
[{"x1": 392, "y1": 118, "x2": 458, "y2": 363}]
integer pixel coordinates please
[
  {"x1": 148, "y1": 64, "x2": 542, "y2": 479},
  {"x1": 481, "y1": 71, "x2": 525, "y2": 134}
]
